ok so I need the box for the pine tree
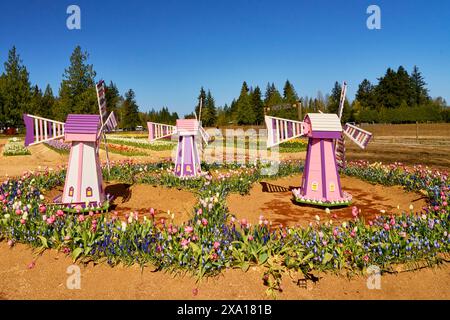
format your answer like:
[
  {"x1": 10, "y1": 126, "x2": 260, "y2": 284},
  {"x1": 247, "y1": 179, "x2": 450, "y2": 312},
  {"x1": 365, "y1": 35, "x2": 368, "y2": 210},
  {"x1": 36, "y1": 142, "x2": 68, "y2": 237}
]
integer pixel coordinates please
[
  {"x1": 56, "y1": 46, "x2": 97, "y2": 120},
  {"x1": 410, "y1": 65, "x2": 430, "y2": 106},
  {"x1": 355, "y1": 79, "x2": 375, "y2": 109},
  {"x1": 0, "y1": 46, "x2": 31, "y2": 126},
  {"x1": 251, "y1": 86, "x2": 264, "y2": 124},
  {"x1": 105, "y1": 81, "x2": 122, "y2": 123},
  {"x1": 203, "y1": 90, "x2": 217, "y2": 127},
  {"x1": 195, "y1": 87, "x2": 207, "y2": 121},
  {"x1": 41, "y1": 84, "x2": 55, "y2": 119},
  {"x1": 121, "y1": 89, "x2": 140, "y2": 130},
  {"x1": 283, "y1": 80, "x2": 299, "y2": 104},
  {"x1": 264, "y1": 82, "x2": 282, "y2": 107},
  {"x1": 236, "y1": 81, "x2": 255, "y2": 124},
  {"x1": 29, "y1": 85, "x2": 43, "y2": 116}
]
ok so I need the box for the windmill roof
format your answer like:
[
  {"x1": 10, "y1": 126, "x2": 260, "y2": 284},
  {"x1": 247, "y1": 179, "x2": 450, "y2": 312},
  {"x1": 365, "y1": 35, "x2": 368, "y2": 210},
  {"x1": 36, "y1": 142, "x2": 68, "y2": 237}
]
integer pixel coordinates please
[
  {"x1": 305, "y1": 113, "x2": 342, "y2": 132},
  {"x1": 65, "y1": 114, "x2": 101, "y2": 135},
  {"x1": 176, "y1": 119, "x2": 199, "y2": 134}
]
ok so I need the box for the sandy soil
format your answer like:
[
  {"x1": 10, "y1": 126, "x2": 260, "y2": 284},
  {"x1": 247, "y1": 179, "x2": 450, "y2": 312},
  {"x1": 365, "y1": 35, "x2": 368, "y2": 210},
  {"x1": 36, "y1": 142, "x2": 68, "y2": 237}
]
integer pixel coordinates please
[
  {"x1": 0, "y1": 243, "x2": 448, "y2": 300},
  {"x1": 227, "y1": 174, "x2": 427, "y2": 227},
  {"x1": 0, "y1": 136, "x2": 448, "y2": 300},
  {"x1": 44, "y1": 183, "x2": 197, "y2": 225}
]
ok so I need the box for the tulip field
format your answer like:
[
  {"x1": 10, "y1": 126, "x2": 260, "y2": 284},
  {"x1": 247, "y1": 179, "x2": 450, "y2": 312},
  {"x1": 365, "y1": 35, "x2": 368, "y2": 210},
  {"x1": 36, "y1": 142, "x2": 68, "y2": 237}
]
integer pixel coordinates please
[{"x1": 0, "y1": 141, "x2": 449, "y2": 299}]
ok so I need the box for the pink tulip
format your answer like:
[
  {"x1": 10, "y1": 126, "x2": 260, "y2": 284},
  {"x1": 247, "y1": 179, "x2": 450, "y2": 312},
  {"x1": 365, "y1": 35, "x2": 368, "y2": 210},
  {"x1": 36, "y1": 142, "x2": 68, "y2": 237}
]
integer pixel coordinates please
[
  {"x1": 363, "y1": 255, "x2": 369, "y2": 262},
  {"x1": 20, "y1": 219, "x2": 26, "y2": 225},
  {"x1": 28, "y1": 261, "x2": 36, "y2": 269},
  {"x1": 213, "y1": 241, "x2": 220, "y2": 249},
  {"x1": 383, "y1": 223, "x2": 390, "y2": 231},
  {"x1": 15, "y1": 209, "x2": 22, "y2": 215},
  {"x1": 7, "y1": 239, "x2": 14, "y2": 247},
  {"x1": 201, "y1": 218, "x2": 208, "y2": 226},
  {"x1": 351, "y1": 206, "x2": 359, "y2": 218},
  {"x1": 248, "y1": 235, "x2": 254, "y2": 241},
  {"x1": 150, "y1": 208, "x2": 155, "y2": 217},
  {"x1": 77, "y1": 215, "x2": 85, "y2": 222},
  {"x1": 56, "y1": 209, "x2": 65, "y2": 217},
  {"x1": 443, "y1": 201, "x2": 448, "y2": 207},
  {"x1": 39, "y1": 205, "x2": 46, "y2": 214},
  {"x1": 184, "y1": 226, "x2": 194, "y2": 234}
]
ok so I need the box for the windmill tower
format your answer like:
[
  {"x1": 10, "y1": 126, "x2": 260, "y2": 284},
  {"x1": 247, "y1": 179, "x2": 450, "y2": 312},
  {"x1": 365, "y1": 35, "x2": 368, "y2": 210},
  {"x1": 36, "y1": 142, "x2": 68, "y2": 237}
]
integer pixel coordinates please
[
  {"x1": 264, "y1": 82, "x2": 373, "y2": 207},
  {"x1": 23, "y1": 81, "x2": 117, "y2": 208},
  {"x1": 147, "y1": 100, "x2": 211, "y2": 177}
]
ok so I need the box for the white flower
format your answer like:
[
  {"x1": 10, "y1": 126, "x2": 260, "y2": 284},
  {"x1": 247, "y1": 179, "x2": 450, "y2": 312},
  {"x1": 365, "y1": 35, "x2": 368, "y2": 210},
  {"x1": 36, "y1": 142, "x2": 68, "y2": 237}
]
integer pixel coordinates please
[
  {"x1": 39, "y1": 194, "x2": 45, "y2": 200},
  {"x1": 379, "y1": 209, "x2": 386, "y2": 214},
  {"x1": 325, "y1": 208, "x2": 330, "y2": 214},
  {"x1": 409, "y1": 204, "x2": 414, "y2": 211},
  {"x1": 4, "y1": 214, "x2": 10, "y2": 220},
  {"x1": 315, "y1": 215, "x2": 320, "y2": 222},
  {"x1": 42, "y1": 215, "x2": 47, "y2": 221},
  {"x1": 342, "y1": 222, "x2": 347, "y2": 228},
  {"x1": 121, "y1": 221, "x2": 127, "y2": 231},
  {"x1": 128, "y1": 216, "x2": 133, "y2": 224},
  {"x1": 353, "y1": 226, "x2": 358, "y2": 232},
  {"x1": 22, "y1": 212, "x2": 28, "y2": 220}
]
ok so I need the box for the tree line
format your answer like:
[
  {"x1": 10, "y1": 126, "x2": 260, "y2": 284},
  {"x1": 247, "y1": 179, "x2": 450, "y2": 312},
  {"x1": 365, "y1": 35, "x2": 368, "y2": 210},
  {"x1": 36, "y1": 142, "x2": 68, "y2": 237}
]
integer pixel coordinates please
[
  {"x1": 0, "y1": 46, "x2": 144, "y2": 130},
  {"x1": 0, "y1": 45, "x2": 448, "y2": 131}
]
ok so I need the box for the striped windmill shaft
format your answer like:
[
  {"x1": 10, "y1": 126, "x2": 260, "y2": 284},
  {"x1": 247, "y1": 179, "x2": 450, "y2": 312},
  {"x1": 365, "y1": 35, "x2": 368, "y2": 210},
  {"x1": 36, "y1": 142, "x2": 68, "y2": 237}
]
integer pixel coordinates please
[
  {"x1": 96, "y1": 80, "x2": 108, "y2": 124},
  {"x1": 343, "y1": 123, "x2": 372, "y2": 149},
  {"x1": 335, "y1": 136, "x2": 346, "y2": 169},
  {"x1": 264, "y1": 116, "x2": 305, "y2": 148}
]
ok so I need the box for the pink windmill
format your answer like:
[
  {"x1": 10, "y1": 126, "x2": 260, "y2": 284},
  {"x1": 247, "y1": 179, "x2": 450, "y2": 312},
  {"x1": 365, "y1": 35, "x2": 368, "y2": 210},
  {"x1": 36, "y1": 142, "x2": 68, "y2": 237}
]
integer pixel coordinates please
[
  {"x1": 265, "y1": 82, "x2": 373, "y2": 207},
  {"x1": 148, "y1": 118, "x2": 211, "y2": 177},
  {"x1": 147, "y1": 100, "x2": 211, "y2": 177},
  {"x1": 22, "y1": 80, "x2": 117, "y2": 209}
]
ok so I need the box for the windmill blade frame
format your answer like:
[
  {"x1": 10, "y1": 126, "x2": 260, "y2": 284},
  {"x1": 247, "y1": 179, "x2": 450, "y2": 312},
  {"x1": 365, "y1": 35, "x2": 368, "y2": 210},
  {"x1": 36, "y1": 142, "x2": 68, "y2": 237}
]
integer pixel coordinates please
[
  {"x1": 147, "y1": 121, "x2": 177, "y2": 141},
  {"x1": 23, "y1": 114, "x2": 65, "y2": 147},
  {"x1": 343, "y1": 123, "x2": 373, "y2": 149},
  {"x1": 264, "y1": 115, "x2": 305, "y2": 148}
]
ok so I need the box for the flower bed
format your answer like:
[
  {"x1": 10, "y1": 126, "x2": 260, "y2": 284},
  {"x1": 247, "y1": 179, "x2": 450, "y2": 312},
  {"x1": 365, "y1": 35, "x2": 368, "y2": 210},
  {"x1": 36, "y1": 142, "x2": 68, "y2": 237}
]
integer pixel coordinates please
[
  {"x1": 107, "y1": 135, "x2": 176, "y2": 151},
  {"x1": 44, "y1": 139, "x2": 71, "y2": 154},
  {"x1": 0, "y1": 160, "x2": 448, "y2": 297},
  {"x1": 2, "y1": 138, "x2": 31, "y2": 156}
]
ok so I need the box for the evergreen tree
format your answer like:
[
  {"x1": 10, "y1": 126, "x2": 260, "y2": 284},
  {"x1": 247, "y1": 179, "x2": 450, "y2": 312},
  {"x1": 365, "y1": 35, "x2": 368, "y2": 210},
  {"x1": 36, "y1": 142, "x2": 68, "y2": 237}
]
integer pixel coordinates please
[
  {"x1": 203, "y1": 90, "x2": 217, "y2": 127},
  {"x1": 121, "y1": 89, "x2": 140, "y2": 129},
  {"x1": 236, "y1": 81, "x2": 255, "y2": 124},
  {"x1": 264, "y1": 82, "x2": 282, "y2": 107},
  {"x1": 56, "y1": 46, "x2": 97, "y2": 120},
  {"x1": 251, "y1": 86, "x2": 264, "y2": 124},
  {"x1": 410, "y1": 65, "x2": 430, "y2": 106},
  {"x1": 355, "y1": 79, "x2": 375, "y2": 109},
  {"x1": 283, "y1": 80, "x2": 299, "y2": 104},
  {"x1": 29, "y1": 85, "x2": 43, "y2": 116},
  {"x1": 105, "y1": 81, "x2": 122, "y2": 123},
  {"x1": 195, "y1": 87, "x2": 207, "y2": 121},
  {"x1": 0, "y1": 46, "x2": 31, "y2": 126},
  {"x1": 41, "y1": 84, "x2": 55, "y2": 119}
]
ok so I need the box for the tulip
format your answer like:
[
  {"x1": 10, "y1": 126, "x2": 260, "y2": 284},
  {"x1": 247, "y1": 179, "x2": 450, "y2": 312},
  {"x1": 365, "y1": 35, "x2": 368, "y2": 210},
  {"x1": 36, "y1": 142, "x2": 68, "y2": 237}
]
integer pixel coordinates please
[
  {"x1": 201, "y1": 218, "x2": 208, "y2": 226},
  {"x1": 185, "y1": 226, "x2": 194, "y2": 234}
]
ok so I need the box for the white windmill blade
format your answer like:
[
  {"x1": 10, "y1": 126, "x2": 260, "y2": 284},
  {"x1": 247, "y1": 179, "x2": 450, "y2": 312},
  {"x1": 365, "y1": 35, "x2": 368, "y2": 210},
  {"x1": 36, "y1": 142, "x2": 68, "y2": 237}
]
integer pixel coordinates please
[
  {"x1": 199, "y1": 125, "x2": 211, "y2": 145},
  {"x1": 343, "y1": 123, "x2": 373, "y2": 149},
  {"x1": 264, "y1": 115, "x2": 305, "y2": 148},
  {"x1": 23, "y1": 114, "x2": 65, "y2": 146},
  {"x1": 147, "y1": 121, "x2": 177, "y2": 141}
]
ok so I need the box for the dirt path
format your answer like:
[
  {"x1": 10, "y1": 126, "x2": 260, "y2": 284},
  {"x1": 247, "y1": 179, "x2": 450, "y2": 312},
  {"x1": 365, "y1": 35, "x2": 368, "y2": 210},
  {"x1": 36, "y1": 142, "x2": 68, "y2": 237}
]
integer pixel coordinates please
[
  {"x1": 227, "y1": 174, "x2": 427, "y2": 227},
  {"x1": 0, "y1": 243, "x2": 448, "y2": 300}
]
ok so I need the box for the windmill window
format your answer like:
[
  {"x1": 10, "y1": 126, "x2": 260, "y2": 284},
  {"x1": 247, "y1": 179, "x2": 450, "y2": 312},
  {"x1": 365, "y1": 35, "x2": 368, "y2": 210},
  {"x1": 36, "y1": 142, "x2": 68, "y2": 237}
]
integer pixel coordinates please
[
  {"x1": 68, "y1": 186, "x2": 74, "y2": 197},
  {"x1": 86, "y1": 187, "x2": 93, "y2": 197}
]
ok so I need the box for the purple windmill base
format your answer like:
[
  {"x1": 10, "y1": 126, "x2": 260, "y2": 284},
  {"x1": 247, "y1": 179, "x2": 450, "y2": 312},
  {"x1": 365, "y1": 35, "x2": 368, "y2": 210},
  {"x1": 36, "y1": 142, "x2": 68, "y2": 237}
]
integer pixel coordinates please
[{"x1": 174, "y1": 135, "x2": 201, "y2": 177}]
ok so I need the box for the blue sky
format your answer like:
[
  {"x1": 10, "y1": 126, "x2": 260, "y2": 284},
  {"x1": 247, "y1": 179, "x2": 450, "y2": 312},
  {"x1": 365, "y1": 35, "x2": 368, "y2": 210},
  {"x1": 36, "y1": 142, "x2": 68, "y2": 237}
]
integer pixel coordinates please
[{"x1": 0, "y1": 0, "x2": 449, "y2": 115}]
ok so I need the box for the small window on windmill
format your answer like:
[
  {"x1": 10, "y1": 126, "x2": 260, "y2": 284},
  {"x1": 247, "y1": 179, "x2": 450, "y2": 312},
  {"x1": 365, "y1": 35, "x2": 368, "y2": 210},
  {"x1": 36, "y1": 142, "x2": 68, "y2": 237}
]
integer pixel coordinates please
[
  {"x1": 68, "y1": 186, "x2": 74, "y2": 197},
  {"x1": 311, "y1": 181, "x2": 318, "y2": 191},
  {"x1": 186, "y1": 165, "x2": 192, "y2": 173},
  {"x1": 329, "y1": 183, "x2": 335, "y2": 192},
  {"x1": 86, "y1": 187, "x2": 93, "y2": 197}
]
